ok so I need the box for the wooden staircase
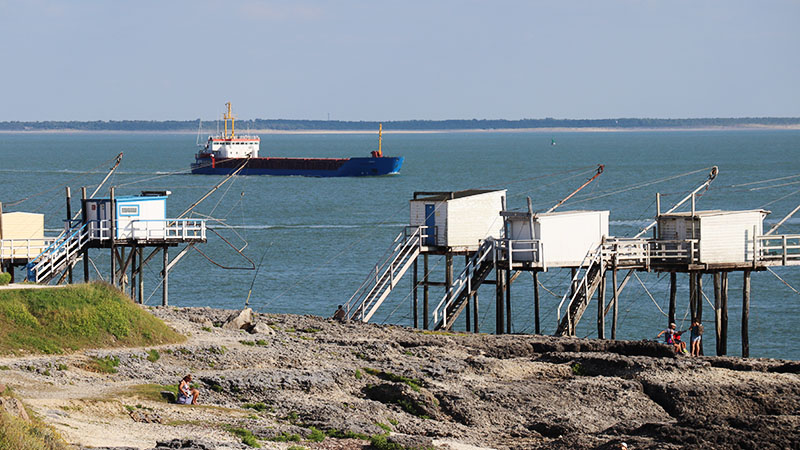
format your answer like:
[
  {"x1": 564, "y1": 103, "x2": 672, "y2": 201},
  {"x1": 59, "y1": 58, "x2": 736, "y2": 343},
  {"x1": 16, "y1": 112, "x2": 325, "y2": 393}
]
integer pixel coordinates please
[
  {"x1": 432, "y1": 239, "x2": 495, "y2": 330},
  {"x1": 345, "y1": 226, "x2": 426, "y2": 322},
  {"x1": 555, "y1": 246, "x2": 606, "y2": 336}
]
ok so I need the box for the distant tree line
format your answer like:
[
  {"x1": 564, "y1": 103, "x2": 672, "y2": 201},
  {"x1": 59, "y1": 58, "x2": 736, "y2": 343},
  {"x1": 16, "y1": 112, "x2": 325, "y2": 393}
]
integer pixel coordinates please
[{"x1": 1, "y1": 117, "x2": 799, "y2": 132}]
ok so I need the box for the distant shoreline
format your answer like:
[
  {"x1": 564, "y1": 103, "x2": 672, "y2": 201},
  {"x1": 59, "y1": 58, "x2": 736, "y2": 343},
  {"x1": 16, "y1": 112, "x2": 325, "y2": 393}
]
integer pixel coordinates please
[{"x1": 2, "y1": 124, "x2": 800, "y2": 135}]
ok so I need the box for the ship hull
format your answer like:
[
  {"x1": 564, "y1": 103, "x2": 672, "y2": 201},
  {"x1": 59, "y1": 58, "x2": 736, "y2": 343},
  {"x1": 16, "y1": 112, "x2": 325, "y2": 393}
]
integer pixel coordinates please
[{"x1": 191, "y1": 156, "x2": 403, "y2": 177}]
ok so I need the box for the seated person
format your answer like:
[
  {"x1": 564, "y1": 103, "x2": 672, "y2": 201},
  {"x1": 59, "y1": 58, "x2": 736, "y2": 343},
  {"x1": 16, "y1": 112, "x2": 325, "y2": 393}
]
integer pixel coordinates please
[
  {"x1": 656, "y1": 323, "x2": 677, "y2": 344},
  {"x1": 178, "y1": 374, "x2": 200, "y2": 405},
  {"x1": 332, "y1": 305, "x2": 347, "y2": 323},
  {"x1": 673, "y1": 333, "x2": 688, "y2": 354}
]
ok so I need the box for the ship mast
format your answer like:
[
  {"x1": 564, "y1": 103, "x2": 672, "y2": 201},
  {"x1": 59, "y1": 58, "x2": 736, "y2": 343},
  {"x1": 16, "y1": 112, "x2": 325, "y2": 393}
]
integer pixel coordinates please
[
  {"x1": 377, "y1": 123, "x2": 383, "y2": 157},
  {"x1": 223, "y1": 102, "x2": 235, "y2": 139}
]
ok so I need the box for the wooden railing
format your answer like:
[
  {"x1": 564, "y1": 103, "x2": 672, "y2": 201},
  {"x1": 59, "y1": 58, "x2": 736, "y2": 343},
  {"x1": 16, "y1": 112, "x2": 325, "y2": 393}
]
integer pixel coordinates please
[{"x1": 756, "y1": 234, "x2": 800, "y2": 266}]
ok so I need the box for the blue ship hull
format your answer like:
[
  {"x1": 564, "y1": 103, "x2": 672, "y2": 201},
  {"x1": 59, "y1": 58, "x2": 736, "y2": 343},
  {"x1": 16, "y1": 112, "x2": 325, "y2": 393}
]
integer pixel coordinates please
[{"x1": 191, "y1": 156, "x2": 403, "y2": 177}]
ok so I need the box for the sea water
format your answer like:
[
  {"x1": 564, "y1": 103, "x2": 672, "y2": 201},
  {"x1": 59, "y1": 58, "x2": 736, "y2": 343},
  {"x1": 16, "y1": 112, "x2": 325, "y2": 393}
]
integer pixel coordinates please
[{"x1": 1, "y1": 130, "x2": 798, "y2": 359}]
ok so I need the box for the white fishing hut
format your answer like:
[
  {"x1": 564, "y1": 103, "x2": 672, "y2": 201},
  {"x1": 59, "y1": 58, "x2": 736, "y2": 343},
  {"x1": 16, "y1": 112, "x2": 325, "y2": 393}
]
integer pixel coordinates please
[
  {"x1": 84, "y1": 191, "x2": 170, "y2": 241},
  {"x1": 410, "y1": 190, "x2": 506, "y2": 251},
  {"x1": 0, "y1": 211, "x2": 46, "y2": 261},
  {"x1": 656, "y1": 209, "x2": 769, "y2": 264},
  {"x1": 503, "y1": 209, "x2": 610, "y2": 267}
]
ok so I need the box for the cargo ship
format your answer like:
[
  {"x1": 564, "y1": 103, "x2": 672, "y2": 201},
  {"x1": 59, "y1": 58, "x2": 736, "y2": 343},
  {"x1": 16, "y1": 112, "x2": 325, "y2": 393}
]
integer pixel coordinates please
[{"x1": 191, "y1": 103, "x2": 403, "y2": 177}]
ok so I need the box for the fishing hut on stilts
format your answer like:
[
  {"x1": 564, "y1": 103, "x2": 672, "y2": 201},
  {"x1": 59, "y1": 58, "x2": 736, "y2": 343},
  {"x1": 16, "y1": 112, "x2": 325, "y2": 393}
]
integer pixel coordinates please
[
  {"x1": 0, "y1": 153, "x2": 217, "y2": 307},
  {"x1": 345, "y1": 165, "x2": 800, "y2": 358}
]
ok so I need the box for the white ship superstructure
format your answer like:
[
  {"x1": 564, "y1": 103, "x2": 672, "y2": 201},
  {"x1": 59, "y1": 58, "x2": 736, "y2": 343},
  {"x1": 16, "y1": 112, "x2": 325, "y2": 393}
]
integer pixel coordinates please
[{"x1": 202, "y1": 102, "x2": 260, "y2": 158}]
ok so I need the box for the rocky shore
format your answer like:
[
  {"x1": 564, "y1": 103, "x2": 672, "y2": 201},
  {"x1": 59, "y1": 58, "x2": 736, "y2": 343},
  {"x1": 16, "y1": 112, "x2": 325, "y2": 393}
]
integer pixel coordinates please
[{"x1": 1, "y1": 306, "x2": 799, "y2": 450}]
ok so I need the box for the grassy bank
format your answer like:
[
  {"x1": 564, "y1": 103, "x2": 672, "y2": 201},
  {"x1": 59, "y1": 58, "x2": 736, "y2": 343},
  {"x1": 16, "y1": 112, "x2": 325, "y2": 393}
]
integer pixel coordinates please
[
  {"x1": 0, "y1": 386, "x2": 70, "y2": 450},
  {"x1": 0, "y1": 282, "x2": 184, "y2": 355}
]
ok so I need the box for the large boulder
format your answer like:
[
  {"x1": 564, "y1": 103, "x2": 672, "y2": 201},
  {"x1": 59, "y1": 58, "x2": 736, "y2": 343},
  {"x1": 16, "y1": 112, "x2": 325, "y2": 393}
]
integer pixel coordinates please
[
  {"x1": 222, "y1": 308, "x2": 253, "y2": 331},
  {"x1": 248, "y1": 322, "x2": 274, "y2": 335}
]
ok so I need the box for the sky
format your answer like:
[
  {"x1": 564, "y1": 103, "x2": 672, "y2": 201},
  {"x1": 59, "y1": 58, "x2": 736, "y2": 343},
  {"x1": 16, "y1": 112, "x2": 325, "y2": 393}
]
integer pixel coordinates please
[{"x1": 1, "y1": 0, "x2": 799, "y2": 121}]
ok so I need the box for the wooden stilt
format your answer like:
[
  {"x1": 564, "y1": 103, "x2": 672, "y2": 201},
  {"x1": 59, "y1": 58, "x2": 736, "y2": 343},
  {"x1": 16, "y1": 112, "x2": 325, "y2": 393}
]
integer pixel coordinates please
[
  {"x1": 412, "y1": 257, "x2": 418, "y2": 328},
  {"x1": 130, "y1": 246, "x2": 137, "y2": 300},
  {"x1": 689, "y1": 272, "x2": 697, "y2": 322},
  {"x1": 714, "y1": 272, "x2": 723, "y2": 356},
  {"x1": 496, "y1": 266, "x2": 505, "y2": 335},
  {"x1": 742, "y1": 270, "x2": 751, "y2": 358},
  {"x1": 473, "y1": 289, "x2": 479, "y2": 333},
  {"x1": 110, "y1": 187, "x2": 116, "y2": 288},
  {"x1": 533, "y1": 271, "x2": 540, "y2": 335},
  {"x1": 505, "y1": 268, "x2": 512, "y2": 334},
  {"x1": 65, "y1": 187, "x2": 73, "y2": 284},
  {"x1": 721, "y1": 272, "x2": 728, "y2": 355},
  {"x1": 423, "y1": 254, "x2": 429, "y2": 330},
  {"x1": 162, "y1": 246, "x2": 168, "y2": 307},
  {"x1": 119, "y1": 247, "x2": 126, "y2": 293},
  {"x1": 697, "y1": 273, "x2": 704, "y2": 355},
  {"x1": 612, "y1": 269, "x2": 618, "y2": 339},
  {"x1": 81, "y1": 187, "x2": 89, "y2": 283},
  {"x1": 570, "y1": 267, "x2": 577, "y2": 298},
  {"x1": 668, "y1": 272, "x2": 677, "y2": 325},
  {"x1": 597, "y1": 270, "x2": 606, "y2": 339},
  {"x1": 137, "y1": 247, "x2": 144, "y2": 305},
  {"x1": 464, "y1": 255, "x2": 471, "y2": 332}
]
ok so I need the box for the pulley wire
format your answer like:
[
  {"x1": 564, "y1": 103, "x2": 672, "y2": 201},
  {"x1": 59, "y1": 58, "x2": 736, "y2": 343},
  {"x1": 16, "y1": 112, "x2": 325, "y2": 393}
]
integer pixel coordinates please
[
  {"x1": 3, "y1": 154, "x2": 120, "y2": 208},
  {"x1": 561, "y1": 166, "x2": 716, "y2": 207},
  {"x1": 258, "y1": 201, "x2": 411, "y2": 311}
]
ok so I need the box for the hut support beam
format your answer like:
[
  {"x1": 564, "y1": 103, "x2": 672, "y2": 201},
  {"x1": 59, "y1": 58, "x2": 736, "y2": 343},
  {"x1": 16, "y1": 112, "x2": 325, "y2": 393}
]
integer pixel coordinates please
[
  {"x1": 597, "y1": 270, "x2": 606, "y2": 339},
  {"x1": 81, "y1": 187, "x2": 89, "y2": 283},
  {"x1": 742, "y1": 270, "x2": 751, "y2": 358},
  {"x1": 162, "y1": 246, "x2": 168, "y2": 307},
  {"x1": 533, "y1": 271, "x2": 540, "y2": 334},
  {"x1": 612, "y1": 269, "x2": 619, "y2": 339},
  {"x1": 668, "y1": 272, "x2": 677, "y2": 325},
  {"x1": 496, "y1": 266, "x2": 505, "y2": 335},
  {"x1": 412, "y1": 258, "x2": 419, "y2": 329},
  {"x1": 423, "y1": 254, "x2": 429, "y2": 330}
]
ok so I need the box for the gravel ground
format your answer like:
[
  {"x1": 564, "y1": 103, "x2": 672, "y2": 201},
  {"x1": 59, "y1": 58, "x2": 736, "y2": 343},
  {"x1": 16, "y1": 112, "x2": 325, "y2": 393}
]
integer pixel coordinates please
[{"x1": 1, "y1": 306, "x2": 799, "y2": 450}]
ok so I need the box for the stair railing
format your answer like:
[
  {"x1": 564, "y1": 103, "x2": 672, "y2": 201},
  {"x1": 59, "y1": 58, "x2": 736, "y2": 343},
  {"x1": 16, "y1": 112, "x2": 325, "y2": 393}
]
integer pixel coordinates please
[
  {"x1": 26, "y1": 222, "x2": 91, "y2": 283},
  {"x1": 432, "y1": 238, "x2": 496, "y2": 329},
  {"x1": 557, "y1": 244, "x2": 604, "y2": 335},
  {"x1": 345, "y1": 226, "x2": 428, "y2": 321}
]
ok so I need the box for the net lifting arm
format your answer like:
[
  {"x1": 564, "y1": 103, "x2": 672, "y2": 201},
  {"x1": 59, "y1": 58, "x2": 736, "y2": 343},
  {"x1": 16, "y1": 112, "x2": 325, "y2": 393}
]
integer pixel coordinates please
[{"x1": 546, "y1": 164, "x2": 604, "y2": 214}]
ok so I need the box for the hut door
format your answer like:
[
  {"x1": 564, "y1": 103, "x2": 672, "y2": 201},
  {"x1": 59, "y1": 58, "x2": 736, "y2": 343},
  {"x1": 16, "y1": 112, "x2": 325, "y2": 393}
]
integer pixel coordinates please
[{"x1": 424, "y1": 204, "x2": 436, "y2": 246}]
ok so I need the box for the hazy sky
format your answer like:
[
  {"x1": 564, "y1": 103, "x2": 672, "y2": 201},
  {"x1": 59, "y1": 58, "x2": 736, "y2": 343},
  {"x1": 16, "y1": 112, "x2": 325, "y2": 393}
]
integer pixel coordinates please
[{"x1": 1, "y1": 0, "x2": 799, "y2": 121}]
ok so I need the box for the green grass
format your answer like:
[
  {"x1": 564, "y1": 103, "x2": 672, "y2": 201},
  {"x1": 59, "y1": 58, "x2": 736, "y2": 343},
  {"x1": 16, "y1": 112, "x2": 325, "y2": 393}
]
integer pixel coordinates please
[
  {"x1": 307, "y1": 427, "x2": 325, "y2": 442},
  {"x1": 269, "y1": 432, "x2": 301, "y2": 442},
  {"x1": 121, "y1": 383, "x2": 179, "y2": 403},
  {"x1": 85, "y1": 355, "x2": 120, "y2": 374},
  {"x1": 0, "y1": 282, "x2": 185, "y2": 355},
  {"x1": 243, "y1": 402, "x2": 272, "y2": 412},
  {"x1": 228, "y1": 427, "x2": 261, "y2": 448},
  {"x1": 146, "y1": 349, "x2": 160, "y2": 362},
  {"x1": 363, "y1": 368, "x2": 422, "y2": 392}
]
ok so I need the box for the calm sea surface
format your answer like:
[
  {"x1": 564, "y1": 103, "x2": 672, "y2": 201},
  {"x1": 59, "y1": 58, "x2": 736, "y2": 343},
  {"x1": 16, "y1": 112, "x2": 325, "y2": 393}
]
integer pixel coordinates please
[{"x1": 1, "y1": 130, "x2": 799, "y2": 359}]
